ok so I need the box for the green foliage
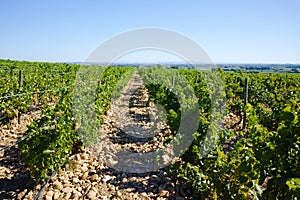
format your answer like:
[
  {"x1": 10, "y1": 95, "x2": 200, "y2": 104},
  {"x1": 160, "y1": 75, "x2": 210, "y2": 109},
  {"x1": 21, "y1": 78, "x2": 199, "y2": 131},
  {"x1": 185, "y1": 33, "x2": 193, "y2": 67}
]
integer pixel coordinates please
[
  {"x1": 247, "y1": 100, "x2": 300, "y2": 199},
  {"x1": 167, "y1": 71, "x2": 300, "y2": 199},
  {"x1": 19, "y1": 89, "x2": 77, "y2": 182},
  {"x1": 286, "y1": 178, "x2": 300, "y2": 195},
  {"x1": 2, "y1": 60, "x2": 300, "y2": 199},
  {"x1": 0, "y1": 61, "x2": 77, "y2": 123},
  {"x1": 2, "y1": 61, "x2": 132, "y2": 182}
]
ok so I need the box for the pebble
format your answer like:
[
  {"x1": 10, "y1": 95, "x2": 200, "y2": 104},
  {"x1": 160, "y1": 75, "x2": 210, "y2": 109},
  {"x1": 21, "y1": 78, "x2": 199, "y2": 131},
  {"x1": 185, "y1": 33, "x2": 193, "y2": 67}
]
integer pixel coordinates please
[
  {"x1": 160, "y1": 190, "x2": 169, "y2": 196},
  {"x1": 102, "y1": 175, "x2": 111, "y2": 182},
  {"x1": 128, "y1": 177, "x2": 136, "y2": 182},
  {"x1": 71, "y1": 190, "x2": 81, "y2": 198},
  {"x1": 91, "y1": 174, "x2": 98, "y2": 182},
  {"x1": 116, "y1": 190, "x2": 122, "y2": 197},
  {"x1": 53, "y1": 192, "x2": 60, "y2": 200},
  {"x1": 46, "y1": 190, "x2": 54, "y2": 197},
  {"x1": 65, "y1": 192, "x2": 72, "y2": 199},
  {"x1": 83, "y1": 153, "x2": 89, "y2": 160},
  {"x1": 62, "y1": 187, "x2": 73, "y2": 193},
  {"x1": 87, "y1": 190, "x2": 97, "y2": 200},
  {"x1": 45, "y1": 195, "x2": 52, "y2": 200},
  {"x1": 125, "y1": 188, "x2": 134, "y2": 192},
  {"x1": 53, "y1": 181, "x2": 63, "y2": 190},
  {"x1": 106, "y1": 158, "x2": 118, "y2": 167},
  {"x1": 132, "y1": 193, "x2": 139, "y2": 198},
  {"x1": 82, "y1": 171, "x2": 89, "y2": 180},
  {"x1": 73, "y1": 177, "x2": 80, "y2": 183},
  {"x1": 141, "y1": 192, "x2": 148, "y2": 197},
  {"x1": 77, "y1": 186, "x2": 83, "y2": 192},
  {"x1": 150, "y1": 175, "x2": 161, "y2": 183},
  {"x1": 107, "y1": 184, "x2": 115, "y2": 191},
  {"x1": 81, "y1": 163, "x2": 88, "y2": 172}
]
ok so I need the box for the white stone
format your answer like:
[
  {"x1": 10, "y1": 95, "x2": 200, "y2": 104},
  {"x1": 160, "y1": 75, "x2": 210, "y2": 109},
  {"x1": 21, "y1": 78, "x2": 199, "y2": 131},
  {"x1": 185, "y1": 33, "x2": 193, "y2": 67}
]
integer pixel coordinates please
[
  {"x1": 102, "y1": 175, "x2": 111, "y2": 182},
  {"x1": 87, "y1": 190, "x2": 97, "y2": 200}
]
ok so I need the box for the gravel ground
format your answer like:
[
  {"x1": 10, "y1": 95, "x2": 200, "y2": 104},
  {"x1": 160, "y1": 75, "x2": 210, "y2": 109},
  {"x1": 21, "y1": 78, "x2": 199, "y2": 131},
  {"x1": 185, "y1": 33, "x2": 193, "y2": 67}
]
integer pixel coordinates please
[
  {"x1": 0, "y1": 110, "x2": 42, "y2": 199},
  {"x1": 0, "y1": 72, "x2": 194, "y2": 199},
  {"x1": 40, "y1": 72, "x2": 192, "y2": 200}
]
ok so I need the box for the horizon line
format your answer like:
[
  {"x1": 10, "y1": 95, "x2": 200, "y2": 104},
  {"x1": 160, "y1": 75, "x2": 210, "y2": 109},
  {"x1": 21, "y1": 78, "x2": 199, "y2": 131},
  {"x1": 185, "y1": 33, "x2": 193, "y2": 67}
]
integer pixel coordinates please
[{"x1": 1, "y1": 58, "x2": 300, "y2": 65}]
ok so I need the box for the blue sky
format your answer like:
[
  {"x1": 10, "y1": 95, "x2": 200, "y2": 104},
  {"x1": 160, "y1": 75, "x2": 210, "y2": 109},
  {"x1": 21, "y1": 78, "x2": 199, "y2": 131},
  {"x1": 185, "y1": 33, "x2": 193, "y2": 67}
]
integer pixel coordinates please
[{"x1": 0, "y1": 0, "x2": 299, "y2": 63}]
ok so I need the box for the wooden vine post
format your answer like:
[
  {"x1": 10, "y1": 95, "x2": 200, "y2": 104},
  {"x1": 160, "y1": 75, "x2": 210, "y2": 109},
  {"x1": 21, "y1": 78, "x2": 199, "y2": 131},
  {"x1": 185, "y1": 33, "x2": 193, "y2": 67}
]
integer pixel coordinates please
[
  {"x1": 242, "y1": 77, "x2": 249, "y2": 130},
  {"x1": 18, "y1": 70, "x2": 23, "y2": 124},
  {"x1": 172, "y1": 76, "x2": 175, "y2": 87},
  {"x1": 19, "y1": 70, "x2": 23, "y2": 88}
]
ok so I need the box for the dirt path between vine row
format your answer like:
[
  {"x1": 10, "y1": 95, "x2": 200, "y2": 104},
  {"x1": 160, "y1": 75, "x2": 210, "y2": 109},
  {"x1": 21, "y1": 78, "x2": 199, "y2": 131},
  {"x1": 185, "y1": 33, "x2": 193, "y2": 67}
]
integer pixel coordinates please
[
  {"x1": 4, "y1": 71, "x2": 192, "y2": 200},
  {"x1": 0, "y1": 109, "x2": 42, "y2": 199},
  {"x1": 39, "y1": 71, "x2": 191, "y2": 200}
]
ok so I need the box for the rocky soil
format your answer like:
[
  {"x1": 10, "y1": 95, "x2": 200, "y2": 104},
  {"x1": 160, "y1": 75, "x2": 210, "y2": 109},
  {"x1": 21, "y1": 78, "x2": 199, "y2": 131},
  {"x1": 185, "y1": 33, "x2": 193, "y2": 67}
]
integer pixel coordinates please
[
  {"x1": 0, "y1": 110, "x2": 41, "y2": 199},
  {"x1": 39, "y1": 72, "x2": 191, "y2": 200},
  {"x1": 0, "y1": 72, "x2": 193, "y2": 199}
]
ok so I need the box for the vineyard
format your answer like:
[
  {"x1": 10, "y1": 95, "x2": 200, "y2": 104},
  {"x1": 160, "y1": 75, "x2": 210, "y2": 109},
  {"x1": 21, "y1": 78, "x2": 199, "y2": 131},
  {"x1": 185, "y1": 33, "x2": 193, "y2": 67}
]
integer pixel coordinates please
[{"x1": 0, "y1": 59, "x2": 299, "y2": 199}]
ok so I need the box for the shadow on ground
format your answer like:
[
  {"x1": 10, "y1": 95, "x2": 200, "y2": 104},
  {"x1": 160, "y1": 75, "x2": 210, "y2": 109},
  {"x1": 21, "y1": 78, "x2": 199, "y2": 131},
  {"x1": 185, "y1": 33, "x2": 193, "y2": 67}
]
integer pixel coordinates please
[{"x1": 0, "y1": 146, "x2": 36, "y2": 199}]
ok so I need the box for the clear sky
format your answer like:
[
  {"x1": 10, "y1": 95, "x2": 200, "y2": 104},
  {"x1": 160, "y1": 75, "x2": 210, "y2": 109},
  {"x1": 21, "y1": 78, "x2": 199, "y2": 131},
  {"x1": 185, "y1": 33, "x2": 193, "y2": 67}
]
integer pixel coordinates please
[{"x1": 0, "y1": 0, "x2": 299, "y2": 64}]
